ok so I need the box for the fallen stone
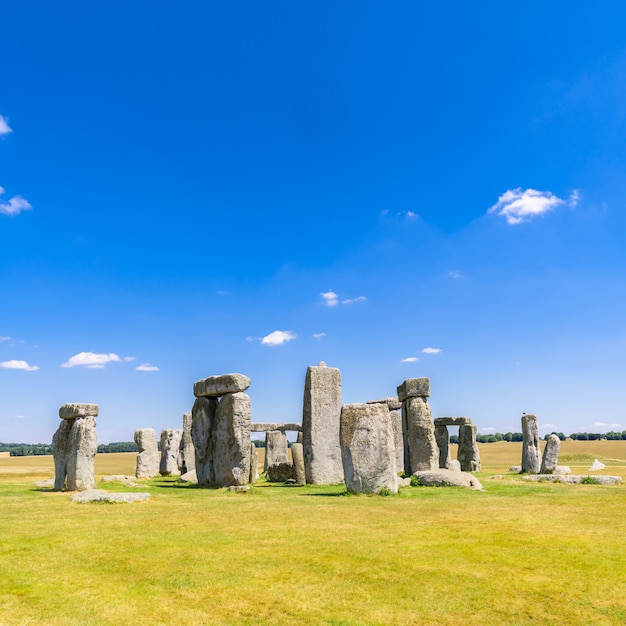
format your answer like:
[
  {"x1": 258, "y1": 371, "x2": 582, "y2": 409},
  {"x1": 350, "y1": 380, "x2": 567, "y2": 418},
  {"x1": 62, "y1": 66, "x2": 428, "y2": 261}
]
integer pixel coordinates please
[
  {"x1": 540, "y1": 433, "x2": 561, "y2": 474},
  {"x1": 59, "y1": 403, "x2": 99, "y2": 420},
  {"x1": 397, "y1": 476, "x2": 411, "y2": 487},
  {"x1": 555, "y1": 466, "x2": 571, "y2": 475},
  {"x1": 522, "y1": 475, "x2": 622, "y2": 485},
  {"x1": 227, "y1": 485, "x2": 250, "y2": 492},
  {"x1": 193, "y1": 373, "x2": 251, "y2": 398},
  {"x1": 266, "y1": 462, "x2": 295, "y2": 483},
  {"x1": 71, "y1": 490, "x2": 151, "y2": 503},
  {"x1": 397, "y1": 378, "x2": 430, "y2": 402},
  {"x1": 508, "y1": 466, "x2": 522, "y2": 473},
  {"x1": 490, "y1": 475, "x2": 505, "y2": 480},
  {"x1": 34, "y1": 478, "x2": 54, "y2": 488},
  {"x1": 412, "y1": 469, "x2": 483, "y2": 490},
  {"x1": 340, "y1": 403, "x2": 398, "y2": 494},
  {"x1": 521, "y1": 414, "x2": 541, "y2": 474},
  {"x1": 589, "y1": 459, "x2": 606, "y2": 471},
  {"x1": 134, "y1": 428, "x2": 160, "y2": 479},
  {"x1": 433, "y1": 417, "x2": 472, "y2": 427}
]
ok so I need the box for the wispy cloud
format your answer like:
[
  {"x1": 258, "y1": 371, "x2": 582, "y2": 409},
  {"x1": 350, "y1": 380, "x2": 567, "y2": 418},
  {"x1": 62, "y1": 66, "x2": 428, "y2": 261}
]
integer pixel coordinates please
[
  {"x1": 0, "y1": 359, "x2": 39, "y2": 372},
  {"x1": 61, "y1": 352, "x2": 135, "y2": 369},
  {"x1": 569, "y1": 190, "x2": 579, "y2": 207},
  {"x1": 13, "y1": 414, "x2": 25, "y2": 419},
  {"x1": 260, "y1": 330, "x2": 297, "y2": 347},
  {"x1": 448, "y1": 270, "x2": 466, "y2": 280},
  {"x1": 0, "y1": 115, "x2": 11, "y2": 136},
  {"x1": 341, "y1": 296, "x2": 367, "y2": 305},
  {"x1": 321, "y1": 291, "x2": 339, "y2": 307},
  {"x1": 136, "y1": 363, "x2": 160, "y2": 372},
  {"x1": 0, "y1": 336, "x2": 11, "y2": 341},
  {"x1": 400, "y1": 357, "x2": 418, "y2": 363},
  {"x1": 312, "y1": 333, "x2": 326, "y2": 340},
  {"x1": 422, "y1": 347, "x2": 441, "y2": 354},
  {"x1": 488, "y1": 188, "x2": 568, "y2": 225},
  {"x1": 0, "y1": 187, "x2": 32, "y2": 216},
  {"x1": 406, "y1": 210, "x2": 418, "y2": 219}
]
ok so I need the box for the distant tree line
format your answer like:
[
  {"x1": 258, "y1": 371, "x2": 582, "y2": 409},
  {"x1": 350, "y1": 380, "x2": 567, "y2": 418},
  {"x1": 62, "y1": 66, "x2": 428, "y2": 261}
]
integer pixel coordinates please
[
  {"x1": 450, "y1": 430, "x2": 626, "y2": 444},
  {"x1": 1, "y1": 441, "x2": 138, "y2": 456},
  {"x1": 97, "y1": 442, "x2": 138, "y2": 453}
]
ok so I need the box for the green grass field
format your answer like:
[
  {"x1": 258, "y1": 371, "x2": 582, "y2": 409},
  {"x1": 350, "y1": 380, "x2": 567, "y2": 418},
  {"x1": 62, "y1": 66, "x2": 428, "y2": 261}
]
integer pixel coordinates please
[{"x1": 1, "y1": 441, "x2": 626, "y2": 625}]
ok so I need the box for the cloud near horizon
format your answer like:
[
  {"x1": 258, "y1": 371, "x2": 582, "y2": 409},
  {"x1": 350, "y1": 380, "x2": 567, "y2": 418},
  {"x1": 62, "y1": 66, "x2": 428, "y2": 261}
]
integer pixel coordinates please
[
  {"x1": 312, "y1": 333, "x2": 326, "y2": 340},
  {"x1": 422, "y1": 347, "x2": 441, "y2": 354},
  {"x1": 400, "y1": 357, "x2": 418, "y2": 363},
  {"x1": 136, "y1": 363, "x2": 160, "y2": 372},
  {"x1": 260, "y1": 330, "x2": 297, "y2": 347},
  {"x1": 61, "y1": 352, "x2": 135, "y2": 369},
  {"x1": 0, "y1": 187, "x2": 32, "y2": 216},
  {"x1": 488, "y1": 188, "x2": 576, "y2": 225},
  {"x1": 0, "y1": 359, "x2": 39, "y2": 372}
]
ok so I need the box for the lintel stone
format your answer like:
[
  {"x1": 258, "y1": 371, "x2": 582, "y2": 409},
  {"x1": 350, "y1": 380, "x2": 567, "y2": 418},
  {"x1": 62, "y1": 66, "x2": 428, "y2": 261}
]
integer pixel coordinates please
[
  {"x1": 194, "y1": 373, "x2": 250, "y2": 398},
  {"x1": 434, "y1": 416, "x2": 472, "y2": 427},
  {"x1": 367, "y1": 397, "x2": 402, "y2": 411},
  {"x1": 250, "y1": 422, "x2": 302, "y2": 432},
  {"x1": 59, "y1": 403, "x2": 99, "y2": 420},
  {"x1": 397, "y1": 378, "x2": 430, "y2": 402}
]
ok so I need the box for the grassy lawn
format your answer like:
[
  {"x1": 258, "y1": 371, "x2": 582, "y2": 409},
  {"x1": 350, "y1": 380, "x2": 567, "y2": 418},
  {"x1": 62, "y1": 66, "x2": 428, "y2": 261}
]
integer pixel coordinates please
[{"x1": 1, "y1": 442, "x2": 626, "y2": 625}]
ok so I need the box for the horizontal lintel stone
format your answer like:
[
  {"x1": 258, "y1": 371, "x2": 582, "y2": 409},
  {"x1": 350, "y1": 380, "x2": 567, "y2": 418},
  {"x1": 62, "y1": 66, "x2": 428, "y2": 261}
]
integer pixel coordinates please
[
  {"x1": 397, "y1": 378, "x2": 430, "y2": 402},
  {"x1": 366, "y1": 397, "x2": 402, "y2": 411},
  {"x1": 59, "y1": 403, "x2": 99, "y2": 419},
  {"x1": 250, "y1": 422, "x2": 303, "y2": 432},
  {"x1": 434, "y1": 417, "x2": 473, "y2": 427},
  {"x1": 194, "y1": 373, "x2": 250, "y2": 398}
]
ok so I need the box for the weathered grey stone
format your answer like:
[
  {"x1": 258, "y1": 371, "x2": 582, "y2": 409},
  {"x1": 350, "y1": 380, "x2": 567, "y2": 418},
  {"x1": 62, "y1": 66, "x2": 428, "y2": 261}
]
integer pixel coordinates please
[
  {"x1": 212, "y1": 391, "x2": 251, "y2": 487},
  {"x1": 296, "y1": 431, "x2": 303, "y2": 444},
  {"x1": 521, "y1": 414, "x2": 541, "y2": 474},
  {"x1": 367, "y1": 397, "x2": 402, "y2": 411},
  {"x1": 449, "y1": 459, "x2": 461, "y2": 472},
  {"x1": 193, "y1": 373, "x2": 250, "y2": 398},
  {"x1": 540, "y1": 434, "x2": 561, "y2": 474},
  {"x1": 250, "y1": 422, "x2": 302, "y2": 432},
  {"x1": 52, "y1": 418, "x2": 72, "y2": 490},
  {"x1": 159, "y1": 429, "x2": 183, "y2": 476},
  {"x1": 340, "y1": 403, "x2": 398, "y2": 494},
  {"x1": 291, "y1": 443, "x2": 306, "y2": 485},
  {"x1": 403, "y1": 396, "x2": 438, "y2": 473},
  {"x1": 71, "y1": 490, "x2": 151, "y2": 503},
  {"x1": 227, "y1": 485, "x2": 250, "y2": 492},
  {"x1": 266, "y1": 462, "x2": 295, "y2": 482},
  {"x1": 555, "y1": 465, "x2": 571, "y2": 475},
  {"x1": 249, "y1": 443, "x2": 259, "y2": 484},
  {"x1": 397, "y1": 476, "x2": 412, "y2": 487},
  {"x1": 66, "y1": 415, "x2": 97, "y2": 491},
  {"x1": 264, "y1": 430, "x2": 289, "y2": 472},
  {"x1": 34, "y1": 478, "x2": 54, "y2": 489},
  {"x1": 397, "y1": 378, "x2": 430, "y2": 402},
  {"x1": 389, "y1": 410, "x2": 404, "y2": 474},
  {"x1": 508, "y1": 466, "x2": 522, "y2": 474},
  {"x1": 435, "y1": 424, "x2": 451, "y2": 469},
  {"x1": 179, "y1": 411, "x2": 195, "y2": 475},
  {"x1": 59, "y1": 403, "x2": 99, "y2": 420},
  {"x1": 180, "y1": 470, "x2": 197, "y2": 483},
  {"x1": 522, "y1": 475, "x2": 622, "y2": 485},
  {"x1": 412, "y1": 469, "x2": 483, "y2": 490},
  {"x1": 589, "y1": 459, "x2": 606, "y2": 471},
  {"x1": 433, "y1": 416, "x2": 472, "y2": 427},
  {"x1": 302, "y1": 362, "x2": 344, "y2": 485},
  {"x1": 134, "y1": 428, "x2": 159, "y2": 479},
  {"x1": 191, "y1": 396, "x2": 217, "y2": 487},
  {"x1": 458, "y1": 423, "x2": 481, "y2": 472},
  {"x1": 101, "y1": 475, "x2": 137, "y2": 486}
]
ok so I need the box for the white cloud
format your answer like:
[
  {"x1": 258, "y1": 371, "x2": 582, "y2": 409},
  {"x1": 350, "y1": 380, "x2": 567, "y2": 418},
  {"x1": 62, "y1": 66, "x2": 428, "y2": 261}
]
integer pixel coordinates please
[
  {"x1": 0, "y1": 115, "x2": 11, "y2": 136},
  {"x1": 61, "y1": 352, "x2": 135, "y2": 369},
  {"x1": 569, "y1": 190, "x2": 579, "y2": 207},
  {"x1": 0, "y1": 359, "x2": 39, "y2": 372},
  {"x1": 0, "y1": 189, "x2": 32, "y2": 216},
  {"x1": 341, "y1": 296, "x2": 367, "y2": 305},
  {"x1": 422, "y1": 347, "x2": 441, "y2": 354},
  {"x1": 136, "y1": 363, "x2": 160, "y2": 372},
  {"x1": 488, "y1": 188, "x2": 566, "y2": 225},
  {"x1": 400, "y1": 357, "x2": 418, "y2": 363},
  {"x1": 13, "y1": 414, "x2": 25, "y2": 419},
  {"x1": 260, "y1": 330, "x2": 297, "y2": 347},
  {"x1": 0, "y1": 336, "x2": 11, "y2": 341},
  {"x1": 312, "y1": 333, "x2": 326, "y2": 340},
  {"x1": 448, "y1": 270, "x2": 466, "y2": 279},
  {"x1": 321, "y1": 290, "x2": 339, "y2": 307},
  {"x1": 406, "y1": 211, "x2": 418, "y2": 219},
  {"x1": 610, "y1": 423, "x2": 623, "y2": 429}
]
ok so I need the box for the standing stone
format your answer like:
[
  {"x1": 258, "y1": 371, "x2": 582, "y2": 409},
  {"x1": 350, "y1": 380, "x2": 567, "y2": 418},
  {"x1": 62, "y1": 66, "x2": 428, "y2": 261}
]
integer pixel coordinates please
[
  {"x1": 435, "y1": 424, "x2": 451, "y2": 469},
  {"x1": 521, "y1": 414, "x2": 541, "y2": 474},
  {"x1": 134, "y1": 428, "x2": 159, "y2": 479},
  {"x1": 212, "y1": 391, "x2": 251, "y2": 487},
  {"x1": 191, "y1": 396, "x2": 217, "y2": 487},
  {"x1": 264, "y1": 430, "x2": 289, "y2": 472},
  {"x1": 403, "y1": 396, "x2": 439, "y2": 473},
  {"x1": 389, "y1": 410, "x2": 405, "y2": 474},
  {"x1": 540, "y1": 434, "x2": 561, "y2": 474},
  {"x1": 249, "y1": 442, "x2": 259, "y2": 484},
  {"x1": 302, "y1": 362, "x2": 344, "y2": 485},
  {"x1": 340, "y1": 403, "x2": 398, "y2": 494},
  {"x1": 52, "y1": 419, "x2": 72, "y2": 490},
  {"x1": 291, "y1": 443, "x2": 306, "y2": 485},
  {"x1": 159, "y1": 429, "x2": 183, "y2": 476},
  {"x1": 66, "y1": 415, "x2": 98, "y2": 491},
  {"x1": 458, "y1": 423, "x2": 481, "y2": 472},
  {"x1": 179, "y1": 411, "x2": 195, "y2": 475}
]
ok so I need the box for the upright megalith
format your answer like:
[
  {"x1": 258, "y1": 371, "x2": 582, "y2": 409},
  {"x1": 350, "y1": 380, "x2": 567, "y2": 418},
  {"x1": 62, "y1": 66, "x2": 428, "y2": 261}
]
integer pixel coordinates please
[
  {"x1": 367, "y1": 397, "x2": 404, "y2": 474},
  {"x1": 179, "y1": 411, "x2": 195, "y2": 475},
  {"x1": 249, "y1": 443, "x2": 259, "y2": 484},
  {"x1": 340, "y1": 403, "x2": 398, "y2": 494},
  {"x1": 302, "y1": 362, "x2": 344, "y2": 485},
  {"x1": 540, "y1": 433, "x2": 561, "y2": 474},
  {"x1": 291, "y1": 443, "x2": 306, "y2": 485},
  {"x1": 264, "y1": 430, "x2": 289, "y2": 472},
  {"x1": 398, "y1": 378, "x2": 438, "y2": 473},
  {"x1": 521, "y1": 414, "x2": 541, "y2": 474},
  {"x1": 159, "y1": 429, "x2": 183, "y2": 476},
  {"x1": 435, "y1": 424, "x2": 451, "y2": 469},
  {"x1": 458, "y1": 423, "x2": 481, "y2": 472},
  {"x1": 53, "y1": 403, "x2": 98, "y2": 491},
  {"x1": 192, "y1": 374, "x2": 252, "y2": 487},
  {"x1": 134, "y1": 428, "x2": 159, "y2": 479}
]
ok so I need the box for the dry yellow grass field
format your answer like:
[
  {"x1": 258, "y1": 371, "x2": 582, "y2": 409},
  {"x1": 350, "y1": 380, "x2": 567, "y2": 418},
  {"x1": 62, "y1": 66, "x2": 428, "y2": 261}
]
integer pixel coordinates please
[{"x1": 1, "y1": 441, "x2": 625, "y2": 625}]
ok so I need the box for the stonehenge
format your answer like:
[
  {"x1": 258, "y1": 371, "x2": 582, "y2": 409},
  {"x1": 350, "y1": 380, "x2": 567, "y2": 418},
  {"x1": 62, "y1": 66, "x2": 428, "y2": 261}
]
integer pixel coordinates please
[
  {"x1": 367, "y1": 397, "x2": 404, "y2": 473},
  {"x1": 52, "y1": 403, "x2": 98, "y2": 491},
  {"x1": 521, "y1": 414, "x2": 541, "y2": 474},
  {"x1": 179, "y1": 411, "x2": 195, "y2": 475},
  {"x1": 159, "y1": 429, "x2": 183, "y2": 476},
  {"x1": 191, "y1": 373, "x2": 252, "y2": 488},
  {"x1": 433, "y1": 417, "x2": 480, "y2": 472},
  {"x1": 134, "y1": 428, "x2": 159, "y2": 478},
  {"x1": 302, "y1": 362, "x2": 344, "y2": 485},
  {"x1": 540, "y1": 433, "x2": 561, "y2": 474}
]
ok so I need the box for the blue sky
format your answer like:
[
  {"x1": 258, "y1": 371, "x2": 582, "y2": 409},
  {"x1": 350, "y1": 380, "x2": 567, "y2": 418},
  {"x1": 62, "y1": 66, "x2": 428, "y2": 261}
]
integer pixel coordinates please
[{"x1": 2, "y1": 2, "x2": 626, "y2": 443}]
